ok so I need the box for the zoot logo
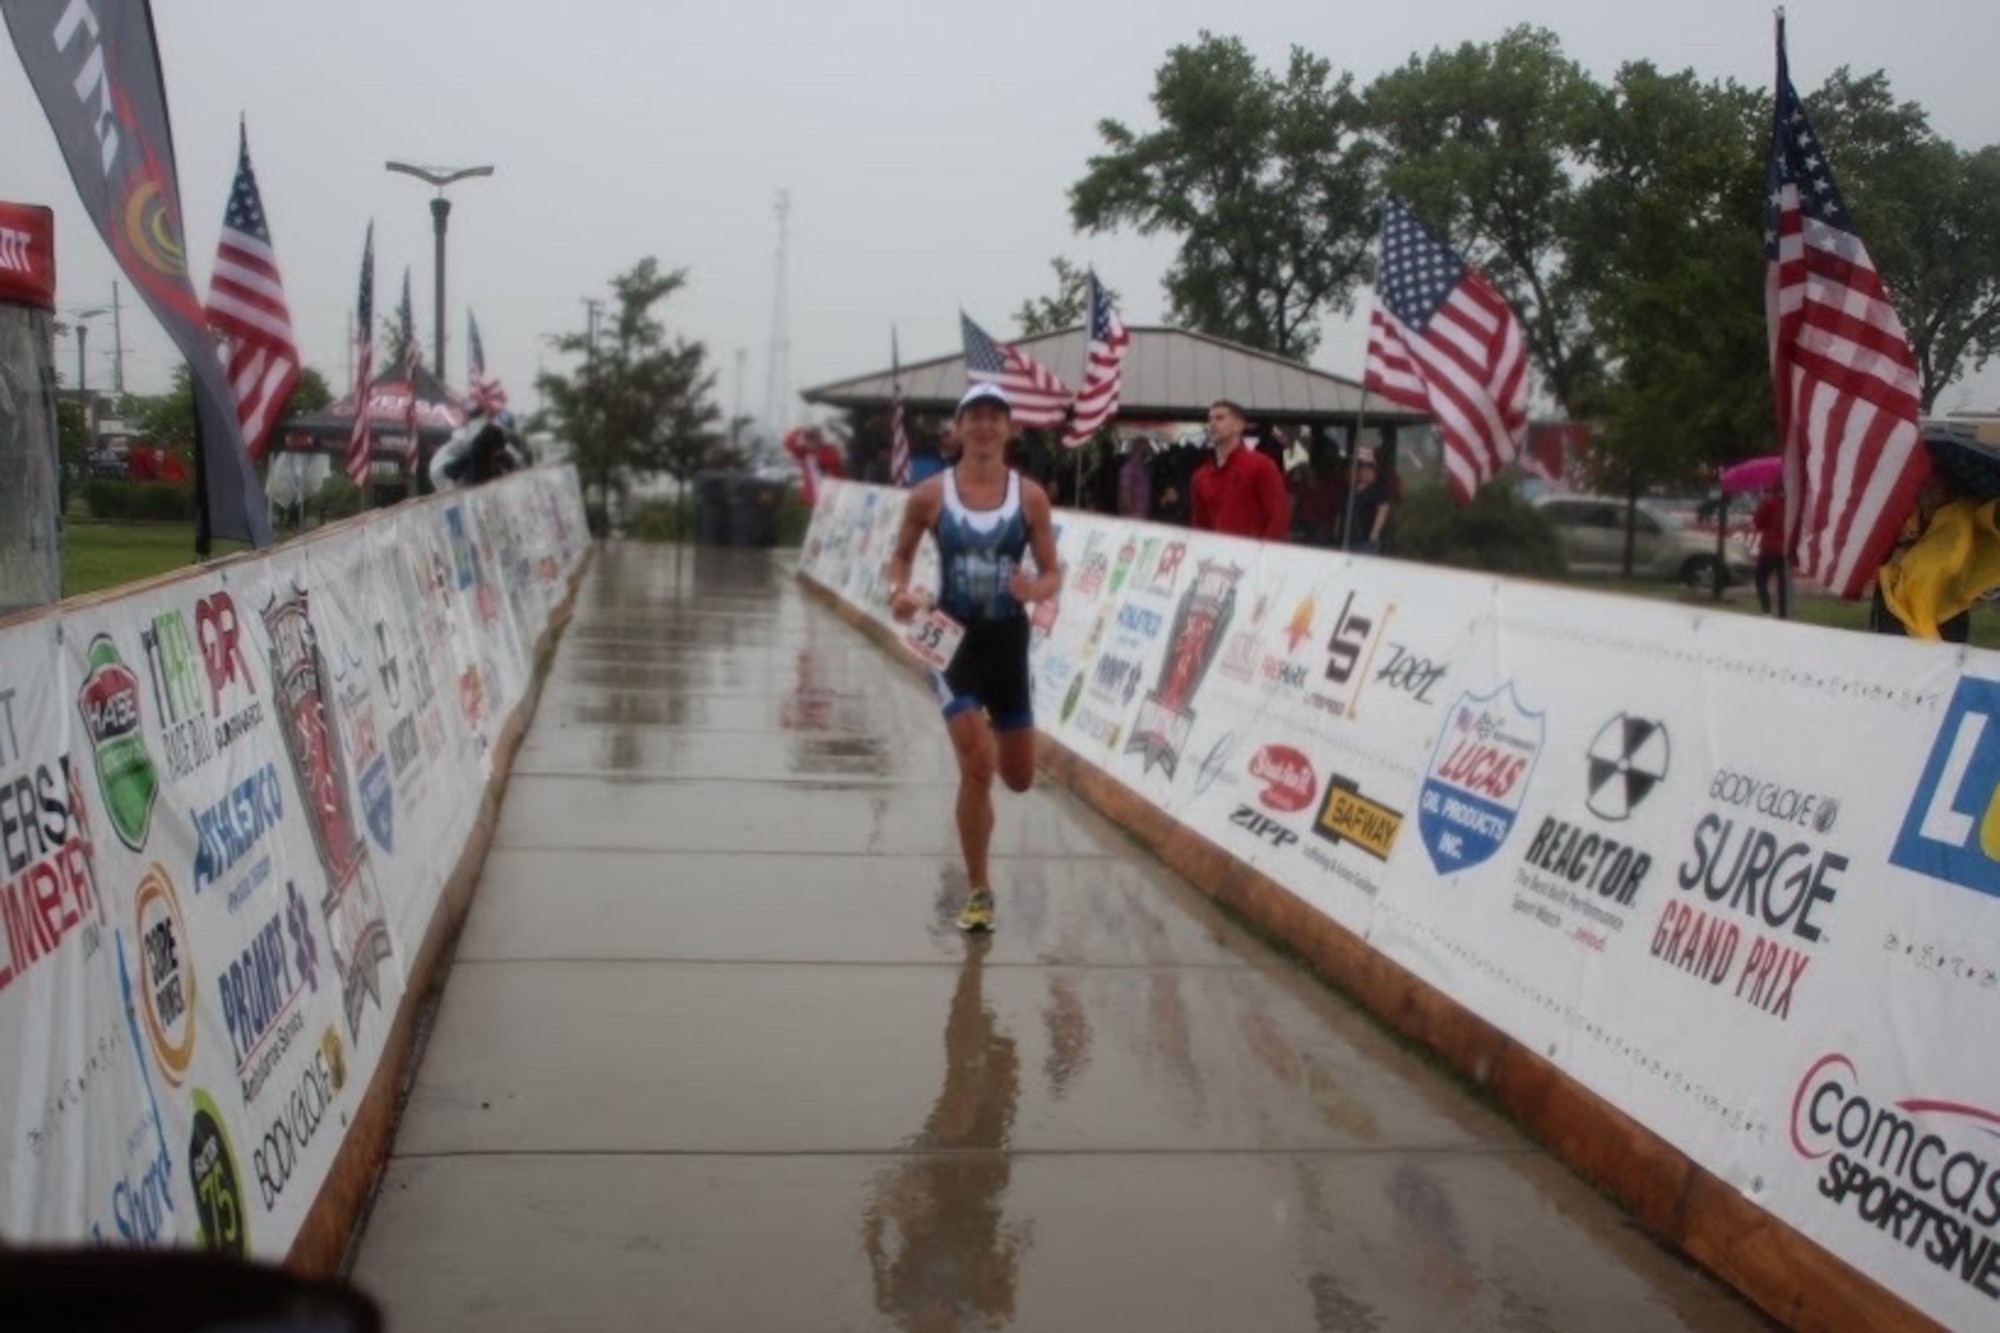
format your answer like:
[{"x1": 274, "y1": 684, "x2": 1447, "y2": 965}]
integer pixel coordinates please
[
  {"x1": 1791, "y1": 1053, "x2": 2000, "y2": 1300},
  {"x1": 1124, "y1": 560, "x2": 1240, "y2": 777},
  {"x1": 1373, "y1": 644, "x2": 1447, "y2": 705},
  {"x1": 1417, "y1": 683, "x2": 1545, "y2": 874},
  {"x1": 1891, "y1": 674, "x2": 2000, "y2": 900}
]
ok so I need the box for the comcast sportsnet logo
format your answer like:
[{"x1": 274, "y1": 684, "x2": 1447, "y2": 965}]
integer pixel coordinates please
[{"x1": 1791, "y1": 1053, "x2": 2000, "y2": 1300}]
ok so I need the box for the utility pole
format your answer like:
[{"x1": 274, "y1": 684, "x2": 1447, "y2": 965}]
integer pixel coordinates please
[
  {"x1": 583, "y1": 297, "x2": 605, "y2": 522},
  {"x1": 111, "y1": 280, "x2": 124, "y2": 395},
  {"x1": 763, "y1": 189, "x2": 790, "y2": 435},
  {"x1": 733, "y1": 346, "x2": 746, "y2": 452}
]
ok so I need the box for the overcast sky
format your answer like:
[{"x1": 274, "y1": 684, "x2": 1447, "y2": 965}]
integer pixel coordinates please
[{"x1": 6, "y1": 0, "x2": 1998, "y2": 431}]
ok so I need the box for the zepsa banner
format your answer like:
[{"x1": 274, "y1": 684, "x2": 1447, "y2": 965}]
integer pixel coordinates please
[
  {"x1": 798, "y1": 478, "x2": 2000, "y2": 1330},
  {"x1": 0, "y1": 465, "x2": 588, "y2": 1255}
]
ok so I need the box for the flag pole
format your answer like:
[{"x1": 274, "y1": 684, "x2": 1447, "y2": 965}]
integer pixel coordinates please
[{"x1": 1341, "y1": 387, "x2": 1369, "y2": 552}]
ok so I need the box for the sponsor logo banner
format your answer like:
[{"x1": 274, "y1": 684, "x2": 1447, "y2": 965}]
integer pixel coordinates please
[{"x1": 1417, "y1": 683, "x2": 1544, "y2": 874}]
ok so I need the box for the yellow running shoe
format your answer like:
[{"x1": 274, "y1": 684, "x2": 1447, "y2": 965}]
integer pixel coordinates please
[{"x1": 956, "y1": 888, "x2": 995, "y2": 933}]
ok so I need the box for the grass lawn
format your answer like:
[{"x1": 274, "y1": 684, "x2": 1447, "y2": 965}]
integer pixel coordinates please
[
  {"x1": 60, "y1": 522, "x2": 252, "y2": 599},
  {"x1": 1567, "y1": 574, "x2": 2000, "y2": 650},
  {"x1": 53, "y1": 521, "x2": 2000, "y2": 651}
]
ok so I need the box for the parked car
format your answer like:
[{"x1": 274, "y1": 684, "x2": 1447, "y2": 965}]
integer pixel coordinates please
[{"x1": 1532, "y1": 493, "x2": 1753, "y2": 590}]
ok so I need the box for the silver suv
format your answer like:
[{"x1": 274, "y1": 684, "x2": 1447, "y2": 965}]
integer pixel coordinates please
[{"x1": 1532, "y1": 494, "x2": 1752, "y2": 590}]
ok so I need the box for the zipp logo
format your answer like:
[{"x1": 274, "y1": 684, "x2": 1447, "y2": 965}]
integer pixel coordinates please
[
  {"x1": 1891, "y1": 676, "x2": 2000, "y2": 899},
  {"x1": 1230, "y1": 805, "x2": 1298, "y2": 850}
]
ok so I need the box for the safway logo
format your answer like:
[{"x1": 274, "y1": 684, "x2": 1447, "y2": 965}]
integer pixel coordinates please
[{"x1": 1891, "y1": 675, "x2": 2000, "y2": 900}]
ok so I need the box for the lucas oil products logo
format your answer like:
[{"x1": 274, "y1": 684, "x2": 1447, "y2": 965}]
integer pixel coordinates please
[
  {"x1": 1417, "y1": 683, "x2": 1544, "y2": 874},
  {"x1": 1891, "y1": 674, "x2": 2000, "y2": 900}
]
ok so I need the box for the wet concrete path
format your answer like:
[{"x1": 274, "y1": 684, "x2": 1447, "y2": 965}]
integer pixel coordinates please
[{"x1": 350, "y1": 543, "x2": 1772, "y2": 1333}]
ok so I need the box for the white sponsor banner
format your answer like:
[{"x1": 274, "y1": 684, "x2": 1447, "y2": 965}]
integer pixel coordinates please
[
  {"x1": 802, "y1": 479, "x2": 2000, "y2": 1328},
  {"x1": 0, "y1": 465, "x2": 588, "y2": 1260}
]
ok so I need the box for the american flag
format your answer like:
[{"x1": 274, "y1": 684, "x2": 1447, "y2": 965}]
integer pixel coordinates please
[
  {"x1": 1766, "y1": 16, "x2": 1926, "y2": 600},
  {"x1": 960, "y1": 312, "x2": 1070, "y2": 428},
  {"x1": 1364, "y1": 197, "x2": 1528, "y2": 504},
  {"x1": 345, "y1": 222, "x2": 374, "y2": 485},
  {"x1": 467, "y1": 308, "x2": 508, "y2": 412},
  {"x1": 398, "y1": 268, "x2": 421, "y2": 457},
  {"x1": 889, "y1": 327, "x2": 910, "y2": 486},
  {"x1": 1062, "y1": 271, "x2": 1130, "y2": 448},
  {"x1": 204, "y1": 119, "x2": 300, "y2": 461}
]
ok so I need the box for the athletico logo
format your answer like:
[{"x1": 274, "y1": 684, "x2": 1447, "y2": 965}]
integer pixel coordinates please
[
  {"x1": 1891, "y1": 675, "x2": 2000, "y2": 900},
  {"x1": 1417, "y1": 683, "x2": 1545, "y2": 874},
  {"x1": 1249, "y1": 745, "x2": 1317, "y2": 813},
  {"x1": 134, "y1": 864, "x2": 195, "y2": 1085},
  {"x1": 1791, "y1": 1053, "x2": 2000, "y2": 1299},
  {"x1": 1312, "y1": 774, "x2": 1403, "y2": 862}
]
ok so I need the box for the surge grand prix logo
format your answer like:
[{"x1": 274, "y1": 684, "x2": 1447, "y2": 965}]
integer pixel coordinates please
[
  {"x1": 1891, "y1": 675, "x2": 2000, "y2": 900},
  {"x1": 1417, "y1": 683, "x2": 1545, "y2": 875},
  {"x1": 1125, "y1": 560, "x2": 1240, "y2": 777},
  {"x1": 1791, "y1": 1054, "x2": 2000, "y2": 1300}
]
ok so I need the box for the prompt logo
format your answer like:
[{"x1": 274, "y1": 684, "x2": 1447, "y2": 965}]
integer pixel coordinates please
[{"x1": 1890, "y1": 676, "x2": 2000, "y2": 899}]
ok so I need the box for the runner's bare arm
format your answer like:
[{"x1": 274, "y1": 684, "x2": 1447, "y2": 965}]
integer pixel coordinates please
[
  {"x1": 1010, "y1": 482, "x2": 1063, "y2": 603},
  {"x1": 887, "y1": 483, "x2": 938, "y2": 621}
]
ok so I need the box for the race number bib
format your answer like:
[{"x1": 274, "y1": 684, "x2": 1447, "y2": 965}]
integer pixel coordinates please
[{"x1": 902, "y1": 607, "x2": 966, "y2": 669}]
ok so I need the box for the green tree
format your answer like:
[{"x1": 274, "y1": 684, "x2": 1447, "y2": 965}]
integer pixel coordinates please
[
  {"x1": 1801, "y1": 70, "x2": 2000, "y2": 409},
  {"x1": 128, "y1": 366, "x2": 196, "y2": 451},
  {"x1": 535, "y1": 258, "x2": 728, "y2": 520},
  {"x1": 1070, "y1": 32, "x2": 1376, "y2": 358},
  {"x1": 1364, "y1": 25, "x2": 1603, "y2": 412},
  {"x1": 1014, "y1": 258, "x2": 1110, "y2": 337},
  {"x1": 282, "y1": 366, "x2": 334, "y2": 418},
  {"x1": 1568, "y1": 62, "x2": 1774, "y2": 562}
]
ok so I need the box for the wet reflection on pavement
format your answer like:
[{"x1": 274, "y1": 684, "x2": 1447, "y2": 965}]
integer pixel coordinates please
[{"x1": 350, "y1": 545, "x2": 1775, "y2": 1333}]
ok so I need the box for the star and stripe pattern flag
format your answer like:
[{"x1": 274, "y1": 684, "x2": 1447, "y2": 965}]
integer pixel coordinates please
[
  {"x1": 204, "y1": 118, "x2": 300, "y2": 462},
  {"x1": 1363, "y1": 197, "x2": 1528, "y2": 504},
  {"x1": 467, "y1": 308, "x2": 508, "y2": 412},
  {"x1": 961, "y1": 312, "x2": 1070, "y2": 428},
  {"x1": 397, "y1": 269, "x2": 423, "y2": 455},
  {"x1": 345, "y1": 222, "x2": 374, "y2": 485},
  {"x1": 889, "y1": 328, "x2": 910, "y2": 486},
  {"x1": 1766, "y1": 15, "x2": 1926, "y2": 600},
  {"x1": 1062, "y1": 270, "x2": 1130, "y2": 448}
]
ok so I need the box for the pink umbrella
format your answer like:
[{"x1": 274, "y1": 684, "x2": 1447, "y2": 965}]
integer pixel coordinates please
[{"x1": 1720, "y1": 454, "x2": 1782, "y2": 495}]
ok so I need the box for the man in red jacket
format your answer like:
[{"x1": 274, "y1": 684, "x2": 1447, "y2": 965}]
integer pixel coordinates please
[{"x1": 1191, "y1": 399, "x2": 1290, "y2": 540}]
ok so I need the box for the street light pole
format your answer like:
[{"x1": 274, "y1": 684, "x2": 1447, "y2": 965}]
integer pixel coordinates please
[{"x1": 384, "y1": 161, "x2": 494, "y2": 384}]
